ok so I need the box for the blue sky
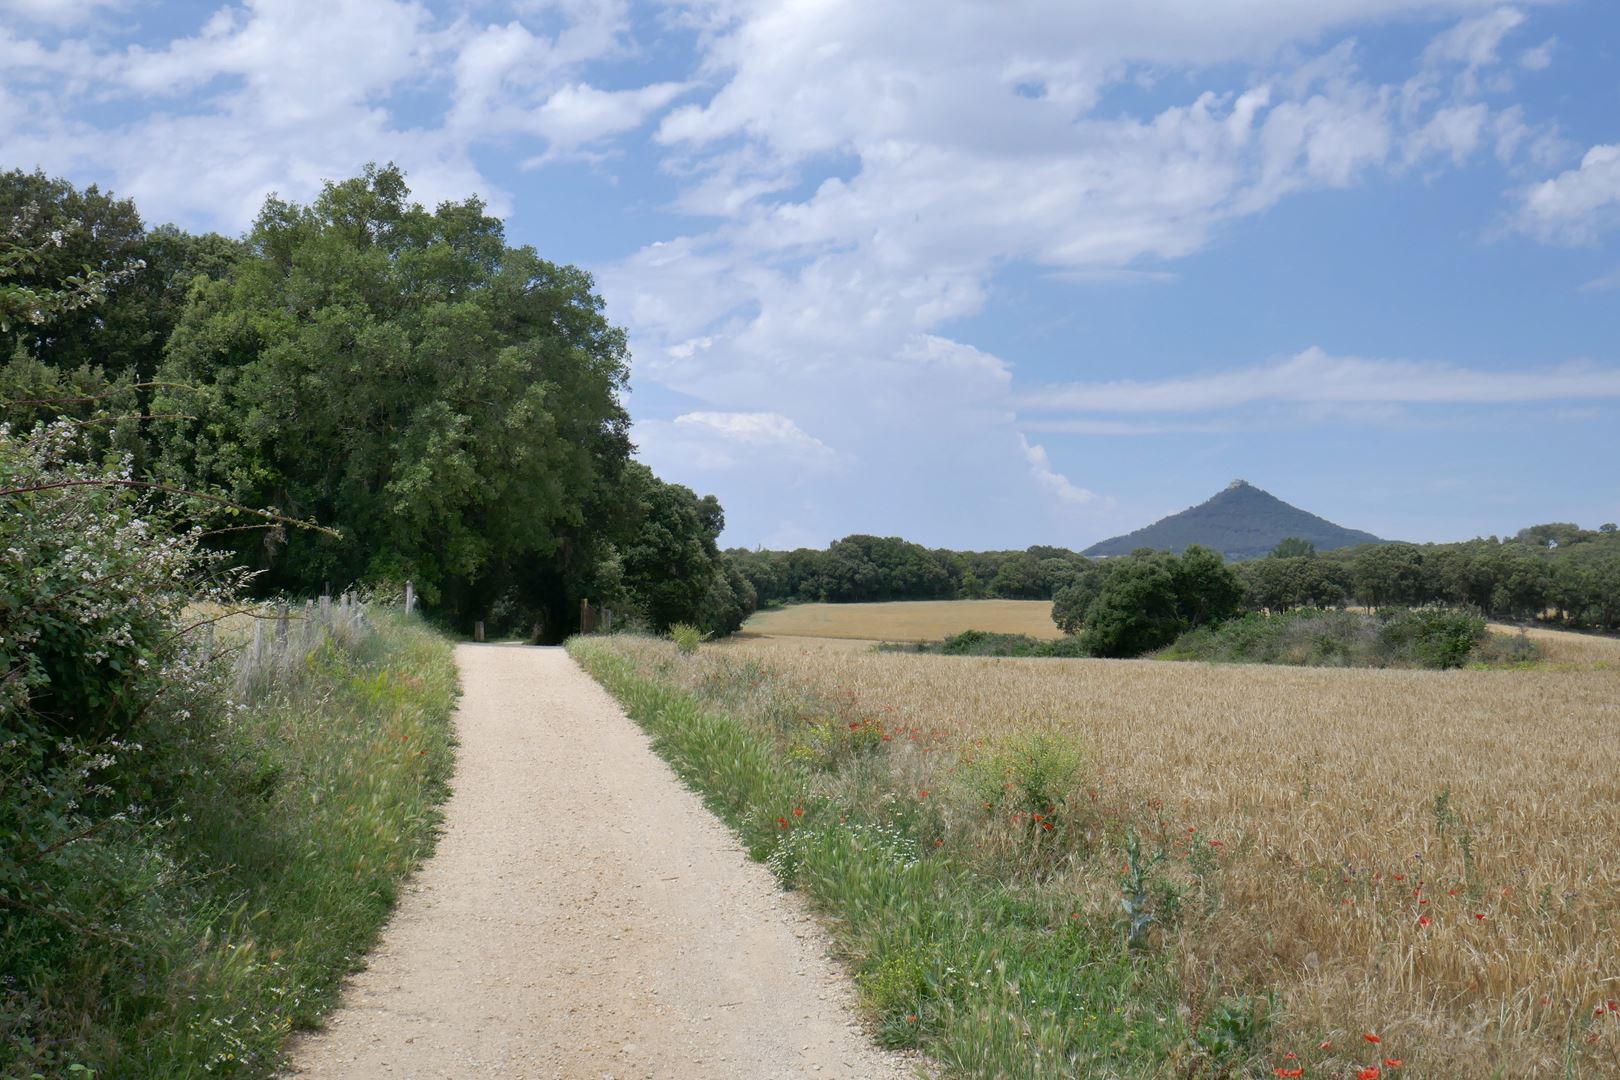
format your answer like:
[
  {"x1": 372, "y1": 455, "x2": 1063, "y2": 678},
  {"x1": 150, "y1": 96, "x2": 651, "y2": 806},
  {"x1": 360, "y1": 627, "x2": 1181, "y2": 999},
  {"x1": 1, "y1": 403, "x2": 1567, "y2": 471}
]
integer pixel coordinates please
[{"x1": 3, "y1": 0, "x2": 1617, "y2": 550}]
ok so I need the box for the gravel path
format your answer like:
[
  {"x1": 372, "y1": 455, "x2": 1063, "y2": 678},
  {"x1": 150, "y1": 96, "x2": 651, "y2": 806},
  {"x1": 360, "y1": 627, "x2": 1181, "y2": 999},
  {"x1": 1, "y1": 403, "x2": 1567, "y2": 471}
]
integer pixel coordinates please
[{"x1": 288, "y1": 644, "x2": 917, "y2": 1080}]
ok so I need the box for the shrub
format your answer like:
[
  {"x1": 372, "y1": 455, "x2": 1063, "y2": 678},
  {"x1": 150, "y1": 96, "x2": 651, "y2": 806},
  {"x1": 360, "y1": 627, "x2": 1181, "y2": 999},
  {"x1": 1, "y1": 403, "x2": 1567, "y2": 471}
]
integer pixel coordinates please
[
  {"x1": 1160, "y1": 606, "x2": 1516, "y2": 670},
  {"x1": 1375, "y1": 607, "x2": 1487, "y2": 669},
  {"x1": 667, "y1": 622, "x2": 707, "y2": 654}
]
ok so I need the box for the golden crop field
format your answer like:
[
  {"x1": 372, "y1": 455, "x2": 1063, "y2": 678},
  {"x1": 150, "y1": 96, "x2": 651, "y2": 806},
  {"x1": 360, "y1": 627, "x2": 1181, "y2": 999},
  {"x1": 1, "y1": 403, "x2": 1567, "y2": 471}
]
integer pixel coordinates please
[
  {"x1": 705, "y1": 630, "x2": 1620, "y2": 1077},
  {"x1": 740, "y1": 599, "x2": 1062, "y2": 641}
]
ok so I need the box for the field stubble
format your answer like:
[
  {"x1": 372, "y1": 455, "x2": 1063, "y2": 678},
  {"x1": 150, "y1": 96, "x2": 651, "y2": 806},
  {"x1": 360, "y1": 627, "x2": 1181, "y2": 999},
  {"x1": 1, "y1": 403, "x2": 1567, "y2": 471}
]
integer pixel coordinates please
[{"x1": 646, "y1": 630, "x2": 1619, "y2": 1076}]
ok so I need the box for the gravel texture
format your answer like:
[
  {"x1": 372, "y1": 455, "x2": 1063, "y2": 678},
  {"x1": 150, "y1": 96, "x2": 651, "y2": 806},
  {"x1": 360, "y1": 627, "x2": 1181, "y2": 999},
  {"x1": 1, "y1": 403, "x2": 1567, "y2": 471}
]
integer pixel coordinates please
[{"x1": 287, "y1": 643, "x2": 919, "y2": 1080}]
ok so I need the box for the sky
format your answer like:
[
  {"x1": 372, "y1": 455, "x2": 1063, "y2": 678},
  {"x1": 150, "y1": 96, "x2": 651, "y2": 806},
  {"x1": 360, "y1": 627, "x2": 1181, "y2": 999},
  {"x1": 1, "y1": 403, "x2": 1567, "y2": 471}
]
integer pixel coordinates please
[{"x1": 3, "y1": 0, "x2": 1618, "y2": 550}]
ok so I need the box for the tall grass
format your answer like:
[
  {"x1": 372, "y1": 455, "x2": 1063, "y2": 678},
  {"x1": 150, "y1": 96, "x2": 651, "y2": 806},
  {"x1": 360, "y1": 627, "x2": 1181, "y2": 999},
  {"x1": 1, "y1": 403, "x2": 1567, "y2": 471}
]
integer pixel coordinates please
[
  {"x1": 571, "y1": 638, "x2": 1194, "y2": 1079},
  {"x1": 573, "y1": 632, "x2": 1620, "y2": 1078},
  {"x1": 2, "y1": 611, "x2": 457, "y2": 1080}
]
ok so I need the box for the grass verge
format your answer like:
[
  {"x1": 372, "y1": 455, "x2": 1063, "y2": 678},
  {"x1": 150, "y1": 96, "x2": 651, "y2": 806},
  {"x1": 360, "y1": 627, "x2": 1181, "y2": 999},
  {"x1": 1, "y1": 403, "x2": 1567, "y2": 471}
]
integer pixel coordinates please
[
  {"x1": 2, "y1": 610, "x2": 458, "y2": 1080},
  {"x1": 569, "y1": 636, "x2": 1209, "y2": 1079}
]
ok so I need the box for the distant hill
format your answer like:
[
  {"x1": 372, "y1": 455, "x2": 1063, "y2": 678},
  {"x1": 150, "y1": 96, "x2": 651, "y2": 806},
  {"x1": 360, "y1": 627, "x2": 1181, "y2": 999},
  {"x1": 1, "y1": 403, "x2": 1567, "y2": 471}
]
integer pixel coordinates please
[{"x1": 1083, "y1": 481, "x2": 1383, "y2": 560}]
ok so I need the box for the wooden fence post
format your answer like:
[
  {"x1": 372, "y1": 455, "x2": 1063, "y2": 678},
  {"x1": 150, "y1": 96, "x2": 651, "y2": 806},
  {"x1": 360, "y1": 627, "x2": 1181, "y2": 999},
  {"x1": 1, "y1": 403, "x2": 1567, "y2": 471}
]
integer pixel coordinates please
[
  {"x1": 581, "y1": 598, "x2": 590, "y2": 633},
  {"x1": 474, "y1": 620, "x2": 485, "y2": 643},
  {"x1": 303, "y1": 599, "x2": 316, "y2": 645},
  {"x1": 252, "y1": 614, "x2": 265, "y2": 664},
  {"x1": 405, "y1": 581, "x2": 416, "y2": 615},
  {"x1": 320, "y1": 593, "x2": 331, "y2": 625},
  {"x1": 276, "y1": 601, "x2": 290, "y2": 650}
]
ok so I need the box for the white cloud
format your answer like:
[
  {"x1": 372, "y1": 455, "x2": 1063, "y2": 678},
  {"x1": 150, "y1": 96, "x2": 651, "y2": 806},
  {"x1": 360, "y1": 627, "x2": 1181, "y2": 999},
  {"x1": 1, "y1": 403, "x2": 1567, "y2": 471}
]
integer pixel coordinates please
[
  {"x1": 1019, "y1": 347, "x2": 1620, "y2": 414},
  {"x1": 1518, "y1": 37, "x2": 1555, "y2": 70},
  {"x1": 526, "y1": 81, "x2": 691, "y2": 161},
  {"x1": 1018, "y1": 435, "x2": 1110, "y2": 509},
  {"x1": 673, "y1": 411, "x2": 838, "y2": 461},
  {"x1": 0, "y1": 0, "x2": 125, "y2": 27},
  {"x1": 0, "y1": 0, "x2": 685, "y2": 228},
  {"x1": 1421, "y1": 6, "x2": 1525, "y2": 70},
  {"x1": 1579, "y1": 268, "x2": 1620, "y2": 293},
  {"x1": 1516, "y1": 144, "x2": 1620, "y2": 244}
]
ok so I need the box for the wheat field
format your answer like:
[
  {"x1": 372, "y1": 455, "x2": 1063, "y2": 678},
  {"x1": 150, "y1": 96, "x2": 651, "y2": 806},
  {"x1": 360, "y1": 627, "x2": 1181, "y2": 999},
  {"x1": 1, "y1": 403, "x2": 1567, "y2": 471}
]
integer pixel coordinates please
[
  {"x1": 740, "y1": 599, "x2": 1062, "y2": 642},
  {"x1": 704, "y1": 630, "x2": 1620, "y2": 1077}
]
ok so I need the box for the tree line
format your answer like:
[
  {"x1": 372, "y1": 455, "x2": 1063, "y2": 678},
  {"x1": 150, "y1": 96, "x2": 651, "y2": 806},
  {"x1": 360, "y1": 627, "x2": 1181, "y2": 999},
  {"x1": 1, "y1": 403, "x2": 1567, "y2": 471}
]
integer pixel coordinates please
[
  {"x1": 728, "y1": 526, "x2": 1620, "y2": 650},
  {"x1": 3, "y1": 165, "x2": 742, "y2": 640}
]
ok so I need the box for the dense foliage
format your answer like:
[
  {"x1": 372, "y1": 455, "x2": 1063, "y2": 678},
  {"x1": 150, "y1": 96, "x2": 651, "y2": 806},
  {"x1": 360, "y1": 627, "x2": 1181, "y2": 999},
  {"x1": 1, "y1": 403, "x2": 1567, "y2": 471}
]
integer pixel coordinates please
[
  {"x1": 1048, "y1": 546, "x2": 1245, "y2": 658},
  {"x1": 4, "y1": 166, "x2": 737, "y2": 638},
  {"x1": 728, "y1": 539, "x2": 1091, "y2": 606},
  {"x1": 1158, "y1": 607, "x2": 1524, "y2": 669}
]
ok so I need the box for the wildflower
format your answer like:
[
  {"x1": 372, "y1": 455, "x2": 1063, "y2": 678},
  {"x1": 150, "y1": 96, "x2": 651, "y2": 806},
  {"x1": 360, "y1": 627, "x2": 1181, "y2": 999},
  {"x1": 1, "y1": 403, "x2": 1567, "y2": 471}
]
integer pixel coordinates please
[
  {"x1": 1319, "y1": 1041, "x2": 1333, "y2": 1050},
  {"x1": 1274, "y1": 1069, "x2": 1304, "y2": 1078},
  {"x1": 905, "y1": 1014, "x2": 917, "y2": 1023},
  {"x1": 1383, "y1": 1059, "x2": 1403, "y2": 1068},
  {"x1": 1363, "y1": 1033, "x2": 1381, "y2": 1044},
  {"x1": 777, "y1": 817, "x2": 789, "y2": 829},
  {"x1": 1418, "y1": 915, "x2": 1431, "y2": 927},
  {"x1": 1474, "y1": 913, "x2": 1487, "y2": 921},
  {"x1": 1283, "y1": 1051, "x2": 1298, "y2": 1060},
  {"x1": 1041, "y1": 821, "x2": 1054, "y2": 831},
  {"x1": 1358, "y1": 1069, "x2": 1381, "y2": 1080},
  {"x1": 1393, "y1": 874, "x2": 1404, "y2": 881},
  {"x1": 793, "y1": 806, "x2": 804, "y2": 818},
  {"x1": 918, "y1": 790, "x2": 929, "y2": 799}
]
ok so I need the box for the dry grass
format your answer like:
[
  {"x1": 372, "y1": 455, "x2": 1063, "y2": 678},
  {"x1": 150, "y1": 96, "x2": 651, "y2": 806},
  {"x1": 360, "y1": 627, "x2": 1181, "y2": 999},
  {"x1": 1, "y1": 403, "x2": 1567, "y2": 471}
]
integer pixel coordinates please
[
  {"x1": 702, "y1": 633, "x2": 1620, "y2": 1077},
  {"x1": 741, "y1": 599, "x2": 1061, "y2": 642},
  {"x1": 1488, "y1": 622, "x2": 1620, "y2": 667}
]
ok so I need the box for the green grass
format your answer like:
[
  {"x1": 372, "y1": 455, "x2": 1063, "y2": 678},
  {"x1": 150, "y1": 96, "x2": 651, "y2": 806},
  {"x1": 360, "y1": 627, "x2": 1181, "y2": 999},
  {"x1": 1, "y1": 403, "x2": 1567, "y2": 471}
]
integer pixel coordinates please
[
  {"x1": 569, "y1": 637, "x2": 1214, "y2": 1079},
  {"x1": 2, "y1": 611, "x2": 458, "y2": 1080}
]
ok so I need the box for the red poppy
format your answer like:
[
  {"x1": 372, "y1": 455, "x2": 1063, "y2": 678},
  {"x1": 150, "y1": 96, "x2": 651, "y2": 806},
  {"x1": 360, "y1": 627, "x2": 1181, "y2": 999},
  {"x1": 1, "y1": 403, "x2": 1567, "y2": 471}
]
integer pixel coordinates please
[
  {"x1": 793, "y1": 806, "x2": 805, "y2": 817},
  {"x1": 1383, "y1": 1059, "x2": 1403, "y2": 1068},
  {"x1": 1393, "y1": 874, "x2": 1404, "y2": 881},
  {"x1": 1041, "y1": 821, "x2": 1054, "y2": 831},
  {"x1": 1418, "y1": 915, "x2": 1431, "y2": 927},
  {"x1": 849, "y1": 721, "x2": 861, "y2": 730},
  {"x1": 1363, "y1": 1033, "x2": 1382, "y2": 1044},
  {"x1": 905, "y1": 1014, "x2": 917, "y2": 1023},
  {"x1": 1475, "y1": 913, "x2": 1487, "y2": 921},
  {"x1": 1274, "y1": 1069, "x2": 1304, "y2": 1078},
  {"x1": 1318, "y1": 1041, "x2": 1333, "y2": 1050},
  {"x1": 1283, "y1": 1051, "x2": 1298, "y2": 1060},
  {"x1": 918, "y1": 790, "x2": 929, "y2": 799},
  {"x1": 777, "y1": 817, "x2": 789, "y2": 829},
  {"x1": 1358, "y1": 1069, "x2": 1381, "y2": 1080}
]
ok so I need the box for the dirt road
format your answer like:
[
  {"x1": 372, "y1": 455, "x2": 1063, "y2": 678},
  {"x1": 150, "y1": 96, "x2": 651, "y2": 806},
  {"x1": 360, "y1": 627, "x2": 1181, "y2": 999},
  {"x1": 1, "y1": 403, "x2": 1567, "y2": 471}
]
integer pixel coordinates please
[{"x1": 288, "y1": 644, "x2": 915, "y2": 1080}]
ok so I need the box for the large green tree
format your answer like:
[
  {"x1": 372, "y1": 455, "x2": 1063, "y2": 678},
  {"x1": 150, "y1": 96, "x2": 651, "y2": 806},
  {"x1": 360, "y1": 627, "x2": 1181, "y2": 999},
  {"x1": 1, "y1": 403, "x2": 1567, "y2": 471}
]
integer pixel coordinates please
[{"x1": 154, "y1": 165, "x2": 632, "y2": 634}]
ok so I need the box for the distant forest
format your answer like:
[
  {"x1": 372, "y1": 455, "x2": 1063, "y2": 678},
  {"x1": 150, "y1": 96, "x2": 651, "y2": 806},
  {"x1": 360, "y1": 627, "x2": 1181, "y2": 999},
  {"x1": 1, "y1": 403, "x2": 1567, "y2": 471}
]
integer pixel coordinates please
[{"x1": 729, "y1": 522, "x2": 1620, "y2": 631}]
